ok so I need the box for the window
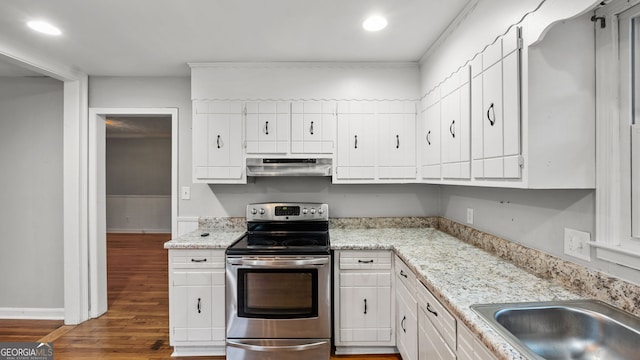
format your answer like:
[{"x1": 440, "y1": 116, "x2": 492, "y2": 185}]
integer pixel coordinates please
[{"x1": 595, "y1": 0, "x2": 640, "y2": 270}]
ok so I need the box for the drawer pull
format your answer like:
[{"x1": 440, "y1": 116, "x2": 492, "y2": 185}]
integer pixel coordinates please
[
  {"x1": 197, "y1": 298, "x2": 202, "y2": 313},
  {"x1": 400, "y1": 269, "x2": 408, "y2": 278},
  {"x1": 401, "y1": 316, "x2": 406, "y2": 333},
  {"x1": 191, "y1": 258, "x2": 207, "y2": 263},
  {"x1": 358, "y1": 259, "x2": 374, "y2": 264},
  {"x1": 427, "y1": 303, "x2": 438, "y2": 317},
  {"x1": 364, "y1": 299, "x2": 368, "y2": 314}
]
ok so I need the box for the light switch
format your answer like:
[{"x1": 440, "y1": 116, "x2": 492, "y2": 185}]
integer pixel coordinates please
[{"x1": 181, "y1": 186, "x2": 191, "y2": 200}]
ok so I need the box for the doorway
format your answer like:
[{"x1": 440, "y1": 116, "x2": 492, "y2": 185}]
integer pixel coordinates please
[{"x1": 89, "y1": 108, "x2": 178, "y2": 318}]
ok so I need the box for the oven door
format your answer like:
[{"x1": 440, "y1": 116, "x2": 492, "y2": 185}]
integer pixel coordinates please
[{"x1": 226, "y1": 256, "x2": 331, "y2": 339}]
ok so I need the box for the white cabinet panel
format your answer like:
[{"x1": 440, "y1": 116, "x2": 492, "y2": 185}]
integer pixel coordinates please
[
  {"x1": 396, "y1": 271, "x2": 418, "y2": 360},
  {"x1": 335, "y1": 250, "x2": 395, "y2": 351},
  {"x1": 502, "y1": 51, "x2": 521, "y2": 158},
  {"x1": 193, "y1": 101, "x2": 244, "y2": 183},
  {"x1": 245, "y1": 101, "x2": 290, "y2": 154},
  {"x1": 336, "y1": 102, "x2": 377, "y2": 181},
  {"x1": 291, "y1": 102, "x2": 336, "y2": 154},
  {"x1": 421, "y1": 101, "x2": 441, "y2": 179},
  {"x1": 458, "y1": 324, "x2": 497, "y2": 360},
  {"x1": 169, "y1": 250, "x2": 226, "y2": 351}
]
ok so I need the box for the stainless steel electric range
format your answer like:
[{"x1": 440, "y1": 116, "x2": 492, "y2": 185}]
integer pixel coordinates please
[{"x1": 225, "y1": 202, "x2": 331, "y2": 360}]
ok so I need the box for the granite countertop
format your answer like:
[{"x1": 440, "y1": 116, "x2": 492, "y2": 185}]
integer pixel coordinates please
[
  {"x1": 163, "y1": 229, "x2": 245, "y2": 249},
  {"x1": 165, "y1": 226, "x2": 583, "y2": 359},
  {"x1": 331, "y1": 228, "x2": 582, "y2": 360}
]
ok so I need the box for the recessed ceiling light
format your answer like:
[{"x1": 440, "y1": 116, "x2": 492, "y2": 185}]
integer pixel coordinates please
[
  {"x1": 362, "y1": 15, "x2": 388, "y2": 32},
  {"x1": 27, "y1": 20, "x2": 62, "y2": 36}
]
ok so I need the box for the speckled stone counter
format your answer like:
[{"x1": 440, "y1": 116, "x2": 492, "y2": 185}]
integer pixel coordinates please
[
  {"x1": 163, "y1": 229, "x2": 244, "y2": 249},
  {"x1": 331, "y1": 227, "x2": 582, "y2": 360}
]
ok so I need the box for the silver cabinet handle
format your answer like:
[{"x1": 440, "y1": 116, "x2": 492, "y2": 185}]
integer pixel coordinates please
[
  {"x1": 227, "y1": 340, "x2": 328, "y2": 352},
  {"x1": 396, "y1": 134, "x2": 400, "y2": 149},
  {"x1": 264, "y1": 121, "x2": 269, "y2": 135},
  {"x1": 310, "y1": 121, "x2": 314, "y2": 135}
]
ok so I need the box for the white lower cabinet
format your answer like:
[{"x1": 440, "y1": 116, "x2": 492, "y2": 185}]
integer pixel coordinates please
[
  {"x1": 169, "y1": 249, "x2": 226, "y2": 356},
  {"x1": 334, "y1": 250, "x2": 395, "y2": 355},
  {"x1": 395, "y1": 256, "x2": 418, "y2": 360},
  {"x1": 417, "y1": 282, "x2": 456, "y2": 360},
  {"x1": 458, "y1": 323, "x2": 498, "y2": 360}
]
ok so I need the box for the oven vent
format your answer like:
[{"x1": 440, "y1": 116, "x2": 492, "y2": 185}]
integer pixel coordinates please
[{"x1": 246, "y1": 158, "x2": 332, "y2": 177}]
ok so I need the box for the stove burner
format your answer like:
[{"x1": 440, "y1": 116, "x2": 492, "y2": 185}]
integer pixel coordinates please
[
  {"x1": 246, "y1": 237, "x2": 278, "y2": 246},
  {"x1": 282, "y1": 238, "x2": 320, "y2": 247}
]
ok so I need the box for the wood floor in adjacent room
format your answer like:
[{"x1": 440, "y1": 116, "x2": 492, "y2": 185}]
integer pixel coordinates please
[{"x1": 0, "y1": 233, "x2": 401, "y2": 360}]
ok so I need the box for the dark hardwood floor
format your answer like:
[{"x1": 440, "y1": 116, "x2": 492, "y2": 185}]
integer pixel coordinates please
[{"x1": 0, "y1": 233, "x2": 401, "y2": 360}]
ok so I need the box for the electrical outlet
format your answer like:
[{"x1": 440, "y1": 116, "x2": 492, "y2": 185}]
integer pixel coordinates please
[
  {"x1": 564, "y1": 228, "x2": 591, "y2": 261},
  {"x1": 466, "y1": 208, "x2": 474, "y2": 225},
  {"x1": 181, "y1": 186, "x2": 191, "y2": 200}
]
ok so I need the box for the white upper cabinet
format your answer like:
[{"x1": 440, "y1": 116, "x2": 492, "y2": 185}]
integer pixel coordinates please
[
  {"x1": 192, "y1": 101, "x2": 245, "y2": 184},
  {"x1": 420, "y1": 87, "x2": 442, "y2": 180},
  {"x1": 335, "y1": 101, "x2": 377, "y2": 181},
  {"x1": 291, "y1": 102, "x2": 336, "y2": 154},
  {"x1": 472, "y1": 27, "x2": 522, "y2": 180},
  {"x1": 440, "y1": 67, "x2": 471, "y2": 180},
  {"x1": 335, "y1": 101, "x2": 418, "y2": 183},
  {"x1": 245, "y1": 101, "x2": 290, "y2": 154},
  {"x1": 378, "y1": 101, "x2": 417, "y2": 180}
]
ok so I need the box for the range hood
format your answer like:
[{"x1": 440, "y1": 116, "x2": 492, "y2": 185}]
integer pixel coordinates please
[{"x1": 246, "y1": 158, "x2": 332, "y2": 177}]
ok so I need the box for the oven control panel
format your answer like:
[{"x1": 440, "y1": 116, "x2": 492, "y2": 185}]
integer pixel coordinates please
[{"x1": 246, "y1": 202, "x2": 328, "y2": 221}]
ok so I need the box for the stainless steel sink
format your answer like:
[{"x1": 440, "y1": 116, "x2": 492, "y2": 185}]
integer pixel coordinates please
[{"x1": 471, "y1": 300, "x2": 640, "y2": 360}]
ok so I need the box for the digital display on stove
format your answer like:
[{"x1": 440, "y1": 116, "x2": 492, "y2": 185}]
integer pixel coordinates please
[{"x1": 275, "y1": 206, "x2": 300, "y2": 216}]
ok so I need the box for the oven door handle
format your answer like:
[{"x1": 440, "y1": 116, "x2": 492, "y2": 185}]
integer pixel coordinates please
[
  {"x1": 226, "y1": 257, "x2": 330, "y2": 267},
  {"x1": 227, "y1": 339, "x2": 328, "y2": 352}
]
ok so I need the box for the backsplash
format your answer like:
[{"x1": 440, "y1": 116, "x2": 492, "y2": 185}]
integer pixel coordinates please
[{"x1": 197, "y1": 215, "x2": 639, "y2": 316}]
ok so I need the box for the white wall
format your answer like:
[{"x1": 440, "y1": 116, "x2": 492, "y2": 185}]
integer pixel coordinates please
[
  {"x1": 106, "y1": 137, "x2": 172, "y2": 232},
  {"x1": 0, "y1": 76, "x2": 64, "y2": 311}
]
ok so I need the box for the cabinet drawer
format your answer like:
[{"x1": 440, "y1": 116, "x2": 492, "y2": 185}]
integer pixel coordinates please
[
  {"x1": 339, "y1": 251, "x2": 392, "y2": 270},
  {"x1": 170, "y1": 249, "x2": 225, "y2": 269},
  {"x1": 418, "y1": 281, "x2": 456, "y2": 351},
  {"x1": 394, "y1": 255, "x2": 416, "y2": 297}
]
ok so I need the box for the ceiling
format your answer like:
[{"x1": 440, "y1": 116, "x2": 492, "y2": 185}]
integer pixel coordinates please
[{"x1": 0, "y1": 0, "x2": 472, "y2": 77}]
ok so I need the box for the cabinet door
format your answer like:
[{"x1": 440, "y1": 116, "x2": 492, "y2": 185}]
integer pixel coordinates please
[
  {"x1": 482, "y1": 61, "x2": 504, "y2": 175},
  {"x1": 193, "y1": 101, "x2": 243, "y2": 182},
  {"x1": 441, "y1": 88, "x2": 460, "y2": 166},
  {"x1": 421, "y1": 102, "x2": 441, "y2": 179},
  {"x1": 172, "y1": 271, "x2": 214, "y2": 342},
  {"x1": 396, "y1": 281, "x2": 418, "y2": 360},
  {"x1": 339, "y1": 272, "x2": 392, "y2": 344},
  {"x1": 291, "y1": 102, "x2": 335, "y2": 154},
  {"x1": 245, "y1": 102, "x2": 289, "y2": 154},
  {"x1": 336, "y1": 101, "x2": 376, "y2": 180},
  {"x1": 471, "y1": 73, "x2": 485, "y2": 178},
  {"x1": 378, "y1": 103, "x2": 416, "y2": 180},
  {"x1": 418, "y1": 309, "x2": 456, "y2": 360}
]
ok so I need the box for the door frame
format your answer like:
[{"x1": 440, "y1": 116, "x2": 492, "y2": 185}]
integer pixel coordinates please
[{"x1": 88, "y1": 107, "x2": 178, "y2": 318}]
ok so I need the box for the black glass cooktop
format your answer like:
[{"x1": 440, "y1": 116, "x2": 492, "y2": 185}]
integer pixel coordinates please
[{"x1": 226, "y1": 221, "x2": 330, "y2": 255}]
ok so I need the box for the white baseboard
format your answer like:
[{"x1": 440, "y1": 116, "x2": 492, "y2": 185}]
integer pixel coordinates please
[
  {"x1": 106, "y1": 228, "x2": 172, "y2": 234},
  {"x1": 171, "y1": 345, "x2": 225, "y2": 357},
  {"x1": 0, "y1": 307, "x2": 64, "y2": 320}
]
